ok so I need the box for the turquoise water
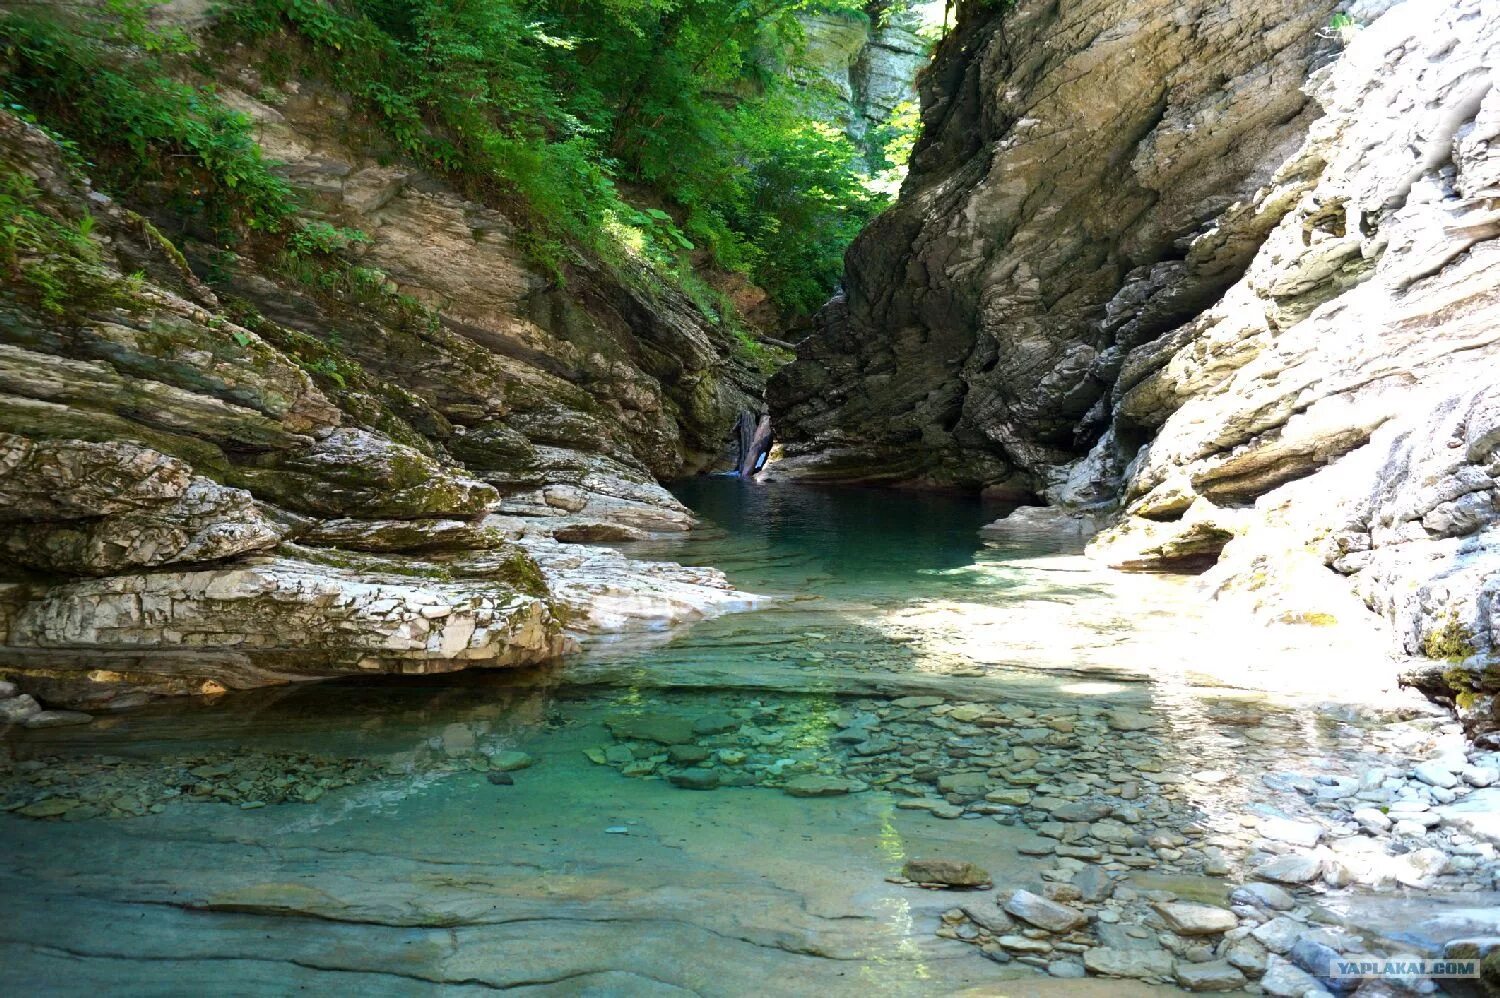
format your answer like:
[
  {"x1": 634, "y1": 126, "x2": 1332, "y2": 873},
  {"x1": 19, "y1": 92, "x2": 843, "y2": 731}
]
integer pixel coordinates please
[{"x1": 0, "y1": 480, "x2": 1463, "y2": 994}]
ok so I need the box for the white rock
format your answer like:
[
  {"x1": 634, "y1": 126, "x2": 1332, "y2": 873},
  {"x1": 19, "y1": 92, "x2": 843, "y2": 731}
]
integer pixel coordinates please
[
  {"x1": 1254, "y1": 853, "x2": 1322, "y2": 885},
  {"x1": 1462, "y1": 766, "x2": 1498, "y2": 788},
  {"x1": 1260, "y1": 954, "x2": 1329, "y2": 997},
  {"x1": 1352, "y1": 807, "x2": 1391, "y2": 833},
  {"x1": 1391, "y1": 847, "x2": 1447, "y2": 888},
  {"x1": 1260, "y1": 816, "x2": 1324, "y2": 848},
  {"x1": 1413, "y1": 763, "x2": 1459, "y2": 789}
]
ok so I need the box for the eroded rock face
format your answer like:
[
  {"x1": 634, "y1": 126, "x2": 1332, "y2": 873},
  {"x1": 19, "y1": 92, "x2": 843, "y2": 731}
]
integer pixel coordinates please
[
  {"x1": 0, "y1": 87, "x2": 761, "y2": 708},
  {"x1": 773, "y1": 0, "x2": 1500, "y2": 733},
  {"x1": 1083, "y1": 0, "x2": 1500, "y2": 733},
  {"x1": 771, "y1": 0, "x2": 1340, "y2": 487}
]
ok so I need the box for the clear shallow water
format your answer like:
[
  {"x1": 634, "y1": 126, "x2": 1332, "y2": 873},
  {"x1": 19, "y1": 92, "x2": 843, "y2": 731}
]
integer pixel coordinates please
[{"x1": 0, "y1": 480, "x2": 1485, "y2": 994}]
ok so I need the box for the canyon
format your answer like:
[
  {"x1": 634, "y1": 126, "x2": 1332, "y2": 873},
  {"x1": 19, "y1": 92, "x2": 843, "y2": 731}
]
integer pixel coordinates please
[{"x1": 3, "y1": 0, "x2": 1500, "y2": 993}]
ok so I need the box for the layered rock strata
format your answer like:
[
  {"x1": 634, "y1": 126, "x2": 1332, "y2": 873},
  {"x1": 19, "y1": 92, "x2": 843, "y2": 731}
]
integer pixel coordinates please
[
  {"x1": 772, "y1": 0, "x2": 1343, "y2": 487},
  {"x1": 0, "y1": 83, "x2": 757, "y2": 709},
  {"x1": 773, "y1": 0, "x2": 1500, "y2": 734}
]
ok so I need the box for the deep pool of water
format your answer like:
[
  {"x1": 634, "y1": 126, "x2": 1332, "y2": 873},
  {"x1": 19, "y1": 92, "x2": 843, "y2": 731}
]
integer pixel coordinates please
[{"x1": 1, "y1": 479, "x2": 1488, "y2": 995}]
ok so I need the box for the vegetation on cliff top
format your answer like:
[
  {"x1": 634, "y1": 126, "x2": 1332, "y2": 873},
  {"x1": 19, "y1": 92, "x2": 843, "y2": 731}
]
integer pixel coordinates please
[{"x1": 1, "y1": 0, "x2": 916, "y2": 321}]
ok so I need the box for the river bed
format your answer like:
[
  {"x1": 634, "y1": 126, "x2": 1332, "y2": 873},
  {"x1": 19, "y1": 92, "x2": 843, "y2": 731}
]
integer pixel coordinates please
[{"x1": 3, "y1": 480, "x2": 1498, "y2": 995}]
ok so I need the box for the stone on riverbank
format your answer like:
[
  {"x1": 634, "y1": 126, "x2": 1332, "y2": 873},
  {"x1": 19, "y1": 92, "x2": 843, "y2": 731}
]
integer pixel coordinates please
[
  {"x1": 1150, "y1": 901, "x2": 1237, "y2": 936},
  {"x1": 901, "y1": 859, "x2": 990, "y2": 888},
  {"x1": 1003, "y1": 889, "x2": 1087, "y2": 932}
]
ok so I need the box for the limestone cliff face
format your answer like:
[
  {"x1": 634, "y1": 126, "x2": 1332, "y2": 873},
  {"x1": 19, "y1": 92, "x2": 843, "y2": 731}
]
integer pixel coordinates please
[
  {"x1": 775, "y1": 0, "x2": 1500, "y2": 733},
  {"x1": 1085, "y1": 0, "x2": 1500, "y2": 736},
  {"x1": 0, "y1": 78, "x2": 758, "y2": 709},
  {"x1": 771, "y1": 0, "x2": 1341, "y2": 486},
  {"x1": 797, "y1": 7, "x2": 927, "y2": 171}
]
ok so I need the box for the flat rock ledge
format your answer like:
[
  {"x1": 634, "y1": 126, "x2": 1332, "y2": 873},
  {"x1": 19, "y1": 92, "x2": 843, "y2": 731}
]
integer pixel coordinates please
[{"x1": 0, "y1": 541, "x2": 760, "y2": 710}]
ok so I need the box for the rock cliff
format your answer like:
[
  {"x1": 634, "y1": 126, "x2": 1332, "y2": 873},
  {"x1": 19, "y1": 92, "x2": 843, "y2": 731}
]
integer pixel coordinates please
[
  {"x1": 797, "y1": 5, "x2": 928, "y2": 171},
  {"x1": 771, "y1": 0, "x2": 1500, "y2": 734},
  {"x1": 0, "y1": 76, "x2": 757, "y2": 709}
]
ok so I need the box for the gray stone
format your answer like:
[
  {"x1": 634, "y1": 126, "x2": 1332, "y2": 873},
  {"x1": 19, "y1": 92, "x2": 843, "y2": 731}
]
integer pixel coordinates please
[
  {"x1": 1049, "y1": 801, "x2": 1111, "y2": 822},
  {"x1": 1412, "y1": 762, "x2": 1459, "y2": 789},
  {"x1": 1259, "y1": 816, "x2": 1323, "y2": 848},
  {"x1": 1082, "y1": 946, "x2": 1175, "y2": 978},
  {"x1": 1289, "y1": 938, "x2": 1354, "y2": 994},
  {"x1": 960, "y1": 903, "x2": 1013, "y2": 934},
  {"x1": 488, "y1": 751, "x2": 534, "y2": 772},
  {"x1": 1260, "y1": 954, "x2": 1331, "y2": 997},
  {"x1": 1105, "y1": 709, "x2": 1158, "y2": 732},
  {"x1": 901, "y1": 859, "x2": 990, "y2": 887},
  {"x1": 1175, "y1": 960, "x2": 1248, "y2": 991},
  {"x1": 1254, "y1": 853, "x2": 1322, "y2": 884},
  {"x1": 0, "y1": 694, "x2": 42, "y2": 723},
  {"x1": 21, "y1": 710, "x2": 94, "y2": 729},
  {"x1": 1391, "y1": 847, "x2": 1447, "y2": 887},
  {"x1": 1352, "y1": 807, "x2": 1392, "y2": 834},
  {"x1": 1046, "y1": 959, "x2": 1087, "y2": 978},
  {"x1": 691, "y1": 713, "x2": 738, "y2": 735},
  {"x1": 666, "y1": 768, "x2": 720, "y2": 791},
  {"x1": 783, "y1": 775, "x2": 857, "y2": 798},
  {"x1": 1251, "y1": 916, "x2": 1305, "y2": 954},
  {"x1": 1073, "y1": 864, "x2": 1115, "y2": 903},
  {"x1": 1003, "y1": 889, "x2": 1087, "y2": 932},
  {"x1": 1151, "y1": 901, "x2": 1238, "y2": 936},
  {"x1": 605, "y1": 714, "x2": 697, "y2": 745},
  {"x1": 1224, "y1": 937, "x2": 1269, "y2": 975},
  {"x1": 1229, "y1": 882, "x2": 1296, "y2": 911}
]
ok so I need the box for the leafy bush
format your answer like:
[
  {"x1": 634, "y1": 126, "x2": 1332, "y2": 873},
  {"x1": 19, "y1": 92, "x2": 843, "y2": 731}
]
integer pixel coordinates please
[
  {"x1": 224, "y1": 0, "x2": 895, "y2": 316},
  {"x1": 0, "y1": 2, "x2": 295, "y2": 237},
  {"x1": 0, "y1": 168, "x2": 144, "y2": 315}
]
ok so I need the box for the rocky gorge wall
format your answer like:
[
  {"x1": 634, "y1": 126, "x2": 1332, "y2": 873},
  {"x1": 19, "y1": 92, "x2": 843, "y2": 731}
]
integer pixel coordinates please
[
  {"x1": 0, "y1": 72, "x2": 761, "y2": 712},
  {"x1": 796, "y1": 5, "x2": 929, "y2": 173},
  {"x1": 770, "y1": 0, "x2": 1500, "y2": 735}
]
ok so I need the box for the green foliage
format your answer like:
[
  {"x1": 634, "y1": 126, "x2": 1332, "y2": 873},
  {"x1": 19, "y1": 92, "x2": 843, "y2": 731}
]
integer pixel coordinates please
[
  {"x1": 285, "y1": 219, "x2": 371, "y2": 258},
  {"x1": 223, "y1": 0, "x2": 893, "y2": 316},
  {"x1": 0, "y1": 166, "x2": 144, "y2": 315},
  {"x1": 1329, "y1": 12, "x2": 1356, "y2": 30},
  {"x1": 0, "y1": 2, "x2": 295, "y2": 238}
]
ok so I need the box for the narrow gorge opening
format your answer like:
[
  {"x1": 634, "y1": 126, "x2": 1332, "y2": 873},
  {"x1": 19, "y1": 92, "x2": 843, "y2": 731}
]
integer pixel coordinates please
[{"x1": 2, "y1": 0, "x2": 1499, "y2": 993}]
